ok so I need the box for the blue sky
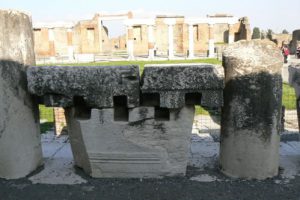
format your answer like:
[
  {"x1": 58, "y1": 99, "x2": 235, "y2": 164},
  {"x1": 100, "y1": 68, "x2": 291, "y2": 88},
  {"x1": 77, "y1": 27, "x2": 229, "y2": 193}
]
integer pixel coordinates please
[{"x1": 1, "y1": 0, "x2": 299, "y2": 37}]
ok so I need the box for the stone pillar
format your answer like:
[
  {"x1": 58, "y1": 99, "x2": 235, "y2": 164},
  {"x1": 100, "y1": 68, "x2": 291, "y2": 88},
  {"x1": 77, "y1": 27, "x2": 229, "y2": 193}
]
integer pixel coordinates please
[
  {"x1": 0, "y1": 10, "x2": 42, "y2": 179},
  {"x1": 208, "y1": 24, "x2": 215, "y2": 58},
  {"x1": 67, "y1": 28, "x2": 74, "y2": 62},
  {"x1": 228, "y1": 24, "x2": 234, "y2": 44},
  {"x1": 188, "y1": 24, "x2": 195, "y2": 59},
  {"x1": 127, "y1": 26, "x2": 134, "y2": 60},
  {"x1": 165, "y1": 19, "x2": 176, "y2": 59},
  {"x1": 97, "y1": 17, "x2": 103, "y2": 54},
  {"x1": 148, "y1": 25, "x2": 155, "y2": 60},
  {"x1": 48, "y1": 28, "x2": 56, "y2": 62},
  {"x1": 220, "y1": 40, "x2": 283, "y2": 180},
  {"x1": 168, "y1": 24, "x2": 174, "y2": 59}
]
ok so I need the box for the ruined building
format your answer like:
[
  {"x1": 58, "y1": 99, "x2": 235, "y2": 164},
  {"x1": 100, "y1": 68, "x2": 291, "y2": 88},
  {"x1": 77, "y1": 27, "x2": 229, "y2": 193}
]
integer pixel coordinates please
[{"x1": 33, "y1": 12, "x2": 251, "y2": 62}]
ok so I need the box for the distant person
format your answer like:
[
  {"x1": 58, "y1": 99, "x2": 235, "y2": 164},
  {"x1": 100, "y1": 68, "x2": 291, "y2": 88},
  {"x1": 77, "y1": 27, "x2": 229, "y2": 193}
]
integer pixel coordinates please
[{"x1": 282, "y1": 45, "x2": 289, "y2": 63}]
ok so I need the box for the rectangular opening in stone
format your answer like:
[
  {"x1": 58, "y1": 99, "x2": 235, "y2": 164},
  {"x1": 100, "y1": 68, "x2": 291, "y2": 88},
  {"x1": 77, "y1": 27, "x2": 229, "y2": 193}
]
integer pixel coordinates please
[
  {"x1": 113, "y1": 95, "x2": 128, "y2": 107},
  {"x1": 155, "y1": 107, "x2": 170, "y2": 121},
  {"x1": 185, "y1": 93, "x2": 202, "y2": 105},
  {"x1": 113, "y1": 96, "x2": 129, "y2": 121},
  {"x1": 73, "y1": 96, "x2": 91, "y2": 120},
  {"x1": 141, "y1": 93, "x2": 160, "y2": 106}
]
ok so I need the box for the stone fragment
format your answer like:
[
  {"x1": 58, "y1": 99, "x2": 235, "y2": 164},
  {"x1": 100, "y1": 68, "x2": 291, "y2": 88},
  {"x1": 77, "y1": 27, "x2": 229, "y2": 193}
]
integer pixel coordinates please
[
  {"x1": 65, "y1": 106, "x2": 194, "y2": 178},
  {"x1": 0, "y1": 9, "x2": 42, "y2": 179},
  {"x1": 141, "y1": 64, "x2": 224, "y2": 108},
  {"x1": 220, "y1": 40, "x2": 283, "y2": 179},
  {"x1": 27, "y1": 65, "x2": 140, "y2": 108}
]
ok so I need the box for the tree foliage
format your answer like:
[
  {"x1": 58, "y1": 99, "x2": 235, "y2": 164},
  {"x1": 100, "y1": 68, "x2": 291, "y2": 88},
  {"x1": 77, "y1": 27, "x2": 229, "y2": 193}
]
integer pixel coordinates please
[
  {"x1": 252, "y1": 27, "x2": 261, "y2": 39},
  {"x1": 282, "y1": 29, "x2": 289, "y2": 34},
  {"x1": 266, "y1": 29, "x2": 273, "y2": 40}
]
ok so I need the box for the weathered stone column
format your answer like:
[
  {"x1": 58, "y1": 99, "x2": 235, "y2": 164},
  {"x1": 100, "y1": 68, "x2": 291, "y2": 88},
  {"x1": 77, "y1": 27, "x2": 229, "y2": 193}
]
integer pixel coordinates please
[
  {"x1": 228, "y1": 23, "x2": 234, "y2": 44},
  {"x1": 208, "y1": 23, "x2": 215, "y2": 58},
  {"x1": 127, "y1": 26, "x2": 134, "y2": 60},
  {"x1": 165, "y1": 19, "x2": 176, "y2": 59},
  {"x1": 148, "y1": 24, "x2": 155, "y2": 60},
  {"x1": 220, "y1": 40, "x2": 283, "y2": 179},
  {"x1": 0, "y1": 10, "x2": 42, "y2": 179},
  {"x1": 188, "y1": 24, "x2": 195, "y2": 59}
]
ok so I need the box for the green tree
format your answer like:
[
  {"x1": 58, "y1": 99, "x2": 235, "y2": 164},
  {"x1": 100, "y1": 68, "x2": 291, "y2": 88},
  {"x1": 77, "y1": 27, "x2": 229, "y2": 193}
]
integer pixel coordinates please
[
  {"x1": 266, "y1": 29, "x2": 273, "y2": 40},
  {"x1": 261, "y1": 30, "x2": 266, "y2": 39},
  {"x1": 252, "y1": 27, "x2": 261, "y2": 39},
  {"x1": 282, "y1": 29, "x2": 289, "y2": 34}
]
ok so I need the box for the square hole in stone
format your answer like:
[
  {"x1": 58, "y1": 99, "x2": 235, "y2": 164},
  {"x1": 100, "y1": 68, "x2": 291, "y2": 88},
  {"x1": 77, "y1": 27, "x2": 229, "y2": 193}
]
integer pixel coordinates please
[
  {"x1": 113, "y1": 96, "x2": 128, "y2": 121},
  {"x1": 155, "y1": 107, "x2": 170, "y2": 121},
  {"x1": 185, "y1": 93, "x2": 202, "y2": 105},
  {"x1": 141, "y1": 93, "x2": 160, "y2": 106},
  {"x1": 113, "y1": 96, "x2": 128, "y2": 107}
]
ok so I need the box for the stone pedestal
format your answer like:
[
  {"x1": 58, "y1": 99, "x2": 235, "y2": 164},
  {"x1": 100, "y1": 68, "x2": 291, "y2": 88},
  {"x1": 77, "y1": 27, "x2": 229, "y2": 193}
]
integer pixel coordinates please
[
  {"x1": 220, "y1": 40, "x2": 283, "y2": 179},
  {"x1": 66, "y1": 106, "x2": 195, "y2": 178},
  {"x1": 0, "y1": 10, "x2": 42, "y2": 179}
]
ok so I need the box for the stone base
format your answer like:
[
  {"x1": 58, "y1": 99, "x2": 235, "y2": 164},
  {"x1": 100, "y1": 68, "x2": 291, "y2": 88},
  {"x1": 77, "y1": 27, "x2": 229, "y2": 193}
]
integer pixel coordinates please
[{"x1": 66, "y1": 106, "x2": 194, "y2": 178}]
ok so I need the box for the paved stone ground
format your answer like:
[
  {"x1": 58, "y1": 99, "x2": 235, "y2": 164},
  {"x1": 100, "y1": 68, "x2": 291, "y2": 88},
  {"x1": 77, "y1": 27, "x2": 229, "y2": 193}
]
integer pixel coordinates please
[
  {"x1": 1, "y1": 121, "x2": 300, "y2": 199},
  {"x1": 282, "y1": 55, "x2": 300, "y2": 83}
]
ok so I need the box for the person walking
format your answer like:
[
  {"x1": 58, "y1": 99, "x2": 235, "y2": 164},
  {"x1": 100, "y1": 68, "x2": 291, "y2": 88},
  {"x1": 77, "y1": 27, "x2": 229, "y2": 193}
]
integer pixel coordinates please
[{"x1": 282, "y1": 45, "x2": 289, "y2": 63}]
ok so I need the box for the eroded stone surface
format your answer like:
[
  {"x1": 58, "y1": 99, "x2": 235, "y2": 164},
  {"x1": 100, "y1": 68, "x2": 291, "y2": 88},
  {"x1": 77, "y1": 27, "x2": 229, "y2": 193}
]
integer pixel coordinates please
[
  {"x1": 220, "y1": 40, "x2": 283, "y2": 180},
  {"x1": 288, "y1": 64, "x2": 300, "y2": 97},
  {"x1": 141, "y1": 63, "x2": 224, "y2": 108},
  {"x1": 27, "y1": 65, "x2": 140, "y2": 108},
  {"x1": 66, "y1": 106, "x2": 194, "y2": 178},
  {"x1": 0, "y1": 10, "x2": 42, "y2": 179}
]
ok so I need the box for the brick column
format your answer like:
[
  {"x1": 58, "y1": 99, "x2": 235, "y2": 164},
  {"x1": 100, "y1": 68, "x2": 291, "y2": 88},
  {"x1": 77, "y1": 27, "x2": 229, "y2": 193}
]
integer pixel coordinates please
[{"x1": 54, "y1": 107, "x2": 67, "y2": 136}]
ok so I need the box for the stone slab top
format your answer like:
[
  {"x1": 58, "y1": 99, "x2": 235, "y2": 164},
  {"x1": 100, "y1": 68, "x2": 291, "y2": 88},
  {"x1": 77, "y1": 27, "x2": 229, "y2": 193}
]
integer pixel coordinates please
[
  {"x1": 141, "y1": 63, "x2": 224, "y2": 92},
  {"x1": 27, "y1": 65, "x2": 140, "y2": 108},
  {"x1": 223, "y1": 40, "x2": 283, "y2": 76}
]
